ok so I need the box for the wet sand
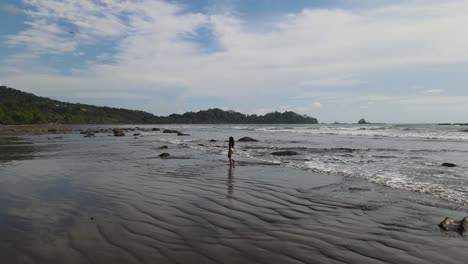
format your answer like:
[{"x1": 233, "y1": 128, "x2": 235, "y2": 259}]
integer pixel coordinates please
[{"x1": 0, "y1": 130, "x2": 467, "y2": 263}]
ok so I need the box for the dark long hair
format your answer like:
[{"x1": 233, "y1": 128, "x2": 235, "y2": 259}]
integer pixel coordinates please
[{"x1": 229, "y1": 136, "x2": 234, "y2": 148}]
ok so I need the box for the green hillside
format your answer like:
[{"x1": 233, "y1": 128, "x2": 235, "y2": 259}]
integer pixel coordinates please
[{"x1": 0, "y1": 86, "x2": 318, "y2": 125}]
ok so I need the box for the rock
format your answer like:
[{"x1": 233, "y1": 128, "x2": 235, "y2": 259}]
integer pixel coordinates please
[
  {"x1": 159, "y1": 153, "x2": 170, "y2": 158},
  {"x1": 271, "y1": 150, "x2": 299, "y2": 156},
  {"x1": 84, "y1": 133, "x2": 95, "y2": 138},
  {"x1": 113, "y1": 128, "x2": 125, "y2": 136},
  {"x1": 177, "y1": 132, "x2": 190, "y2": 136},
  {"x1": 159, "y1": 145, "x2": 168, "y2": 149},
  {"x1": 461, "y1": 129, "x2": 468, "y2": 132},
  {"x1": 462, "y1": 217, "x2": 468, "y2": 236},
  {"x1": 198, "y1": 144, "x2": 205, "y2": 146},
  {"x1": 209, "y1": 139, "x2": 216, "y2": 142},
  {"x1": 163, "y1": 129, "x2": 180, "y2": 134},
  {"x1": 152, "y1": 128, "x2": 160, "y2": 131},
  {"x1": 133, "y1": 133, "x2": 141, "y2": 136},
  {"x1": 439, "y1": 217, "x2": 459, "y2": 231},
  {"x1": 80, "y1": 131, "x2": 88, "y2": 134},
  {"x1": 238, "y1": 137, "x2": 258, "y2": 142},
  {"x1": 441, "y1": 162, "x2": 457, "y2": 167},
  {"x1": 358, "y1": 118, "x2": 369, "y2": 124}
]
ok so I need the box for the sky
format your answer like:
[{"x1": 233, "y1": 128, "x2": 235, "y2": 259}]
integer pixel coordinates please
[{"x1": 1, "y1": 0, "x2": 468, "y2": 123}]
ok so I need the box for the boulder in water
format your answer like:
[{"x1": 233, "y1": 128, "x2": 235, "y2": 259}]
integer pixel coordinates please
[
  {"x1": 84, "y1": 133, "x2": 95, "y2": 138},
  {"x1": 113, "y1": 128, "x2": 125, "y2": 136},
  {"x1": 163, "y1": 129, "x2": 180, "y2": 134},
  {"x1": 439, "y1": 217, "x2": 459, "y2": 231},
  {"x1": 441, "y1": 162, "x2": 457, "y2": 167},
  {"x1": 439, "y1": 217, "x2": 468, "y2": 235},
  {"x1": 152, "y1": 128, "x2": 160, "y2": 131},
  {"x1": 159, "y1": 145, "x2": 168, "y2": 149},
  {"x1": 159, "y1": 153, "x2": 170, "y2": 158},
  {"x1": 462, "y1": 217, "x2": 468, "y2": 236},
  {"x1": 209, "y1": 139, "x2": 216, "y2": 142},
  {"x1": 238, "y1": 137, "x2": 258, "y2": 142},
  {"x1": 271, "y1": 151, "x2": 299, "y2": 156},
  {"x1": 177, "y1": 132, "x2": 190, "y2": 136},
  {"x1": 133, "y1": 133, "x2": 141, "y2": 136}
]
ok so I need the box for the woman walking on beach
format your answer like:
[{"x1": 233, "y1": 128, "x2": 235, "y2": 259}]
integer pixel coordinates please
[{"x1": 228, "y1": 136, "x2": 235, "y2": 167}]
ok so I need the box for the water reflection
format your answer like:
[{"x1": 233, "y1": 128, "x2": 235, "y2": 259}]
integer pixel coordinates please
[
  {"x1": 227, "y1": 166, "x2": 234, "y2": 198},
  {"x1": 0, "y1": 136, "x2": 41, "y2": 163}
]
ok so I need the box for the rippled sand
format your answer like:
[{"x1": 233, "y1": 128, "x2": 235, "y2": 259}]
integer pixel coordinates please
[{"x1": 0, "y1": 131, "x2": 467, "y2": 263}]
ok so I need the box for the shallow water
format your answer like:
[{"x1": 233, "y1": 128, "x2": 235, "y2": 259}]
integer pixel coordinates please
[{"x1": 0, "y1": 126, "x2": 467, "y2": 263}]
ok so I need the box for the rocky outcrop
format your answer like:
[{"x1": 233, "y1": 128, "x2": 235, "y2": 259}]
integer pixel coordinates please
[
  {"x1": 238, "y1": 137, "x2": 258, "y2": 142},
  {"x1": 113, "y1": 128, "x2": 125, "y2": 136},
  {"x1": 439, "y1": 217, "x2": 468, "y2": 235},
  {"x1": 271, "y1": 151, "x2": 299, "y2": 156},
  {"x1": 358, "y1": 118, "x2": 369, "y2": 124},
  {"x1": 133, "y1": 133, "x2": 141, "y2": 136},
  {"x1": 209, "y1": 139, "x2": 216, "y2": 142},
  {"x1": 152, "y1": 128, "x2": 160, "y2": 131},
  {"x1": 159, "y1": 145, "x2": 168, "y2": 149},
  {"x1": 163, "y1": 129, "x2": 180, "y2": 134},
  {"x1": 84, "y1": 133, "x2": 95, "y2": 138},
  {"x1": 441, "y1": 162, "x2": 457, "y2": 167},
  {"x1": 159, "y1": 153, "x2": 170, "y2": 158},
  {"x1": 177, "y1": 132, "x2": 190, "y2": 136}
]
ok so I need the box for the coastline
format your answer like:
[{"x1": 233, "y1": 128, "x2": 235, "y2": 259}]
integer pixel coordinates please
[{"x1": 0, "y1": 126, "x2": 467, "y2": 263}]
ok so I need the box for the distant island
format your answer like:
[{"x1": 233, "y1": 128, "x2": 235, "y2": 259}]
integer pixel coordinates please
[{"x1": 0, "y1": 86, "x2": 318, "y2": 125}]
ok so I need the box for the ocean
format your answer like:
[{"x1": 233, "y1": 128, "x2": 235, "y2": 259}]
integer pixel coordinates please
[{"x1": 158, "y1": 123, "x2": 468, "y2": 208}]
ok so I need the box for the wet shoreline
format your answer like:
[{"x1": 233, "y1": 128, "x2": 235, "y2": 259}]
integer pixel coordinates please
[{"x1": 0, "y1": 127, "x2": 467, "y2": 263}]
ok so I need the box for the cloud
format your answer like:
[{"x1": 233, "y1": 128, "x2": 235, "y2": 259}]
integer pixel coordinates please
[
  {"x1": 0, "y1": 4, "x2": 23, "y2": 14},
  {"x1": 312, "y1": 102, "x2": 322, "y2": 108},
  {"x1": 421, "y1": 89, "x2": 444, "y2": 94},
  {"x1": 2, "y1": 0, "x2": 468, "y2": 121}
]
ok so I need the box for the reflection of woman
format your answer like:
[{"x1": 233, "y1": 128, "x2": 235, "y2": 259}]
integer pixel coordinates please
[
  {"x1": 228, "y1": 136, "x2": 235, "y2": 167},
  {"x1": 227, "y1": 166, "x2": 234, "y2": 198}
]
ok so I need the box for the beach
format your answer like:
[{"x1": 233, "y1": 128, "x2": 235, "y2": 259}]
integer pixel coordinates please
[{"x1": 0, "y1": 124, "x2": 467, "y2": 263}]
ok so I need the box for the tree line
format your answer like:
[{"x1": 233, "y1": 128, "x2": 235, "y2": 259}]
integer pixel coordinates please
[{"x1": 0, "y1": 86, "x2": 318, "y2": 125}]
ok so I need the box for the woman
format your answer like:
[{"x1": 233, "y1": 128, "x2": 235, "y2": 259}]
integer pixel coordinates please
[{"x1": 228, "y1": 136, "x2": 235, "y2": 167}]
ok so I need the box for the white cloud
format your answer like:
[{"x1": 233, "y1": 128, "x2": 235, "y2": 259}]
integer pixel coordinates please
[
  {"x1": 2, "y1": 0, "x2": 468, "y2": 121},
  {"x1": 421, "y1": 89, "x2": 444, "y2": 94},
  {"x1": 312, "y1": 102, "x2": 322, "y2": 108}
]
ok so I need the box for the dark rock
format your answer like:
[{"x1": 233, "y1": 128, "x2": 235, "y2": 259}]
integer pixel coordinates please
[
  {"x1": 163, "y1": 129, "x2": 180, "y2": 134},
  {"x1": 441, "y1": 162, "x2": 457, "y2": 167},
  {"x1": 271, "y1": 150, "x2": 299, "y2": 156},
  {"x1": 462, "y1": 217, "x2": 468, "y2": 236},
  {"x1": 90, "y1": 217, "x2": 94, "y2": 220},
  {"x1": 358, "y1": 118, "x2": 369, "y2": 124},
  {"x1": 439, "y1": 217, "x2": 459, "y2": 231},
  {"x1": 177, "y1": 132, "x2": 190, "y2": 136},
  {"x1": 159, "y1": 145, "x2": 168, "y2": 149},
  {"x1": 152, "y1": 128, "x2": 160, "y2": 131},
  {"x1": 348, "y1": 187, "x2": 371, "y2": 191},
  {"x1": 209, "y1": 139, "x2": 216, "y2": 142},
  {"x1": 113, "y1": 128, "x2": 125, "y2": 136},
  {"x1": 238, "y1": 137, "x2": 258, "y2": 142},
  {"x1": 198, "y1": 144, "x2": 205, "y2": 146},
  {"x1": 159, "y1": 153, "x2": 170, "y2": 158},
  {"x1": 84, "y1": 133, "x2": 95, "y2": 138},
  {"x1": 80, "y1": 131, "x2": 88, "y2": 134},
  {"x1": 133, "y1": 133, "x2": 141, "y2": 136},
  {"x1": 461, "y1": 129, "x2": 468, "y2": 132}
]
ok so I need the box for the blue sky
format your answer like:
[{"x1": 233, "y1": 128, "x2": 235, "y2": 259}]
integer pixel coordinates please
[{"x1": 1, "y1": 0, "x2": 468, "y2": 123}]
